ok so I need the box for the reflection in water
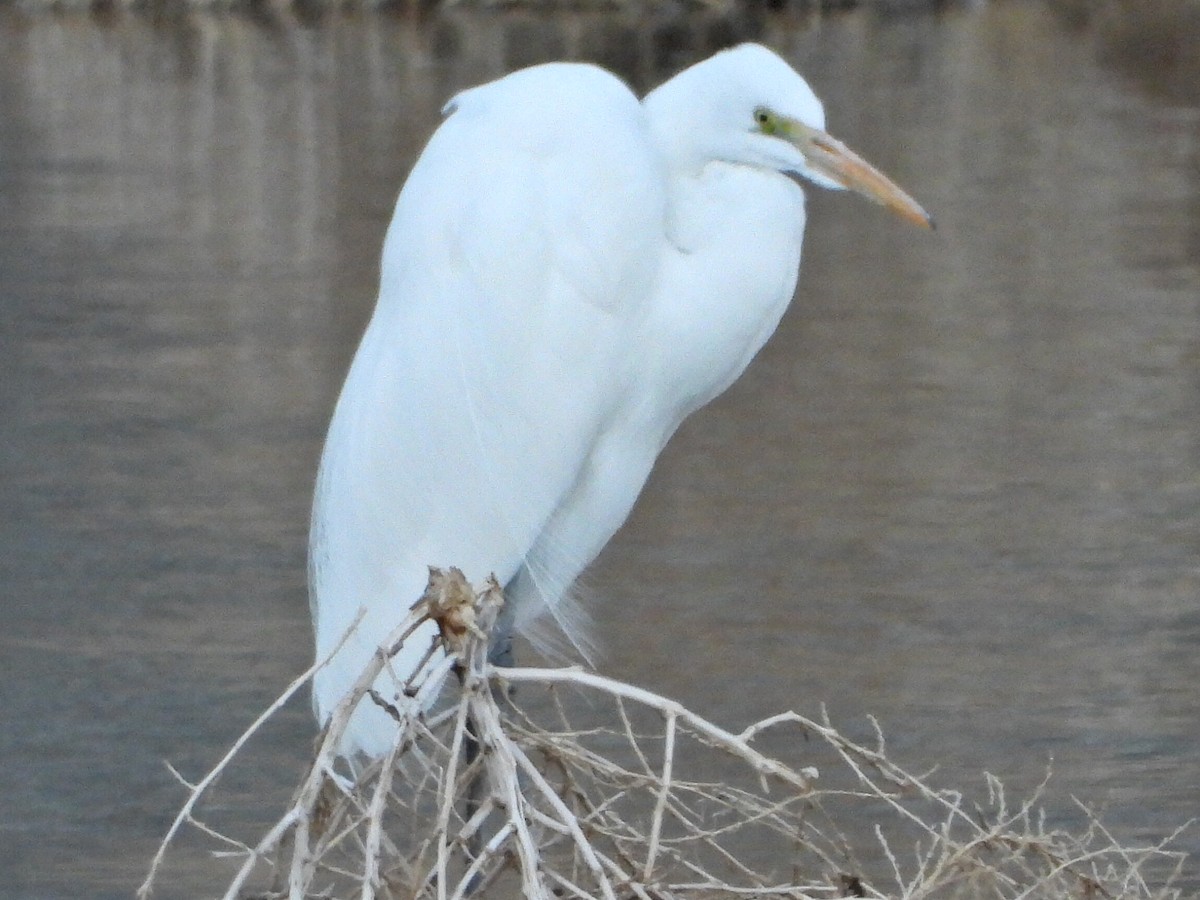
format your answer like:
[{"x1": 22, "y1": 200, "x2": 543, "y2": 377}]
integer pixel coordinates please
[
  {"x1": 1052, "y1": 0, "x2": 1200, "y2": 105},
  {"x1": 0, "y1": 3, "x2": 1196, "y2": 895}
]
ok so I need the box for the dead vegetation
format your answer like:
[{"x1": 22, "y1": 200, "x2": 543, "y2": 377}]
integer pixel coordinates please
[{"x1": 139, "y1": 569, "x2": 1192, "y2": 899}]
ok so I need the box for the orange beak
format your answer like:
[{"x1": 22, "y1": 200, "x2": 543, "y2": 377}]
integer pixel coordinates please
[{"x1": 793, "y1": 121, "x2": 934, "y2": 230}]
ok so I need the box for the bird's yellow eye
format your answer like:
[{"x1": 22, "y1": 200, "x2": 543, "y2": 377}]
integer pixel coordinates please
[{"x1": 754, "y1": 107, "x2": 777, "y2": 135}]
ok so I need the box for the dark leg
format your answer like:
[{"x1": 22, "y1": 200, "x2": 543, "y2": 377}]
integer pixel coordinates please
[
  {"x1": 488, "y1": 590, "x2": 517, "y2": 668},
  {"x1": 460, "y1": 576, "x2": 519, "y2": 891}
]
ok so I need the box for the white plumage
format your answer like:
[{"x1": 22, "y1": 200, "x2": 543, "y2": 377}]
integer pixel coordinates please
[{"x1": 309, "y1": 44, "x2": 931, "y2": 758}]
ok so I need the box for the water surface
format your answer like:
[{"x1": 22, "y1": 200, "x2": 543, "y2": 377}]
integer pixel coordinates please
[{"x1": 0, "y1": 3, "x2": 1197, "y2": 896}]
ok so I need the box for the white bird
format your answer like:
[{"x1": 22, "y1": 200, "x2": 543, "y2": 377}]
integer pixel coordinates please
[{"x1": 309, "y1": 43, "x2": 932, "y2": 759}]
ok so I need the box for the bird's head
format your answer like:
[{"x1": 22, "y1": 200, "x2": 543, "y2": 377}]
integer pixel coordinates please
[{"x1": 645, "y1": 43, "x2": 933, "y2": 229}]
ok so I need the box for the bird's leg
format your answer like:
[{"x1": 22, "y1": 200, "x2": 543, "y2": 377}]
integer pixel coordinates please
[
  {"x1": 455, "y1": 659, "x2": 488, "y2": 892},
  {"x1": 487, "y1": 595, "x2": 517, "y2": 668},
  {"x1": 458, "y1": 578, "x2": 519, "y2": 892},
  {"x1": 462, "y1": 575, "x2": 518, "y2": 790}
]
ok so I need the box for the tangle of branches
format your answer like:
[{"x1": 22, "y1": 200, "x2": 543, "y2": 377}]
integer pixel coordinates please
[{"x1": 139, "y1": 569, "x2": 1193, "y2": 900}]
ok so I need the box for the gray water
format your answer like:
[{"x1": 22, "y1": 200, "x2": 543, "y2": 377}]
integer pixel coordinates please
[{"x1": 1, "y1": 3, "x2": 1197, "y2": 897}]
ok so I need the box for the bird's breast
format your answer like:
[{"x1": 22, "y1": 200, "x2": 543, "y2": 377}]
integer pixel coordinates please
[{"x1": 642, "y1": 165, "x2": 807, "y2": 426}]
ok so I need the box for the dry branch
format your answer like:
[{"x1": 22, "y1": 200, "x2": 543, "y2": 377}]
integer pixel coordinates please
[{"x1": 140, "y1": 570, "x2": 1194, "y2": 900}]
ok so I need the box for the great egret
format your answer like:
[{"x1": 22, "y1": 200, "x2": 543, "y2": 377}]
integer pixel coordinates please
[{"x1": 310, "y1": 43, "x2": 932, "y2": 758}]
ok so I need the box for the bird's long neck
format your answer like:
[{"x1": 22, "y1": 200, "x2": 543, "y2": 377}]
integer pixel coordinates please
[
  {"x1": 636, "y1": 162, "x2": 808, "y2": 436},
  {"x1": 641, "y1": 78, "x2": 762, "y2": 251}
]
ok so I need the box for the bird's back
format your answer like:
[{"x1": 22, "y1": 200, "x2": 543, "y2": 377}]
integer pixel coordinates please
[{"x1": 309, "y1": 62, "x2": 668, "y2": 757}]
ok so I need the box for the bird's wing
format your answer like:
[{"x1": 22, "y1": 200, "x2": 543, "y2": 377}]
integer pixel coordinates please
[
  {"x1": 310, "y1": 63, "x2": 668, "y2": 751},
  {"x1": 367, "y1": 61, "x2": 666, "y2": 582}
]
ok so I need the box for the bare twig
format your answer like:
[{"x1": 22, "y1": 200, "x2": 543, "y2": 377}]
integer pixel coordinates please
[{"x1": 141, "y1": 571, "x2": 1194, "y2": 900}]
